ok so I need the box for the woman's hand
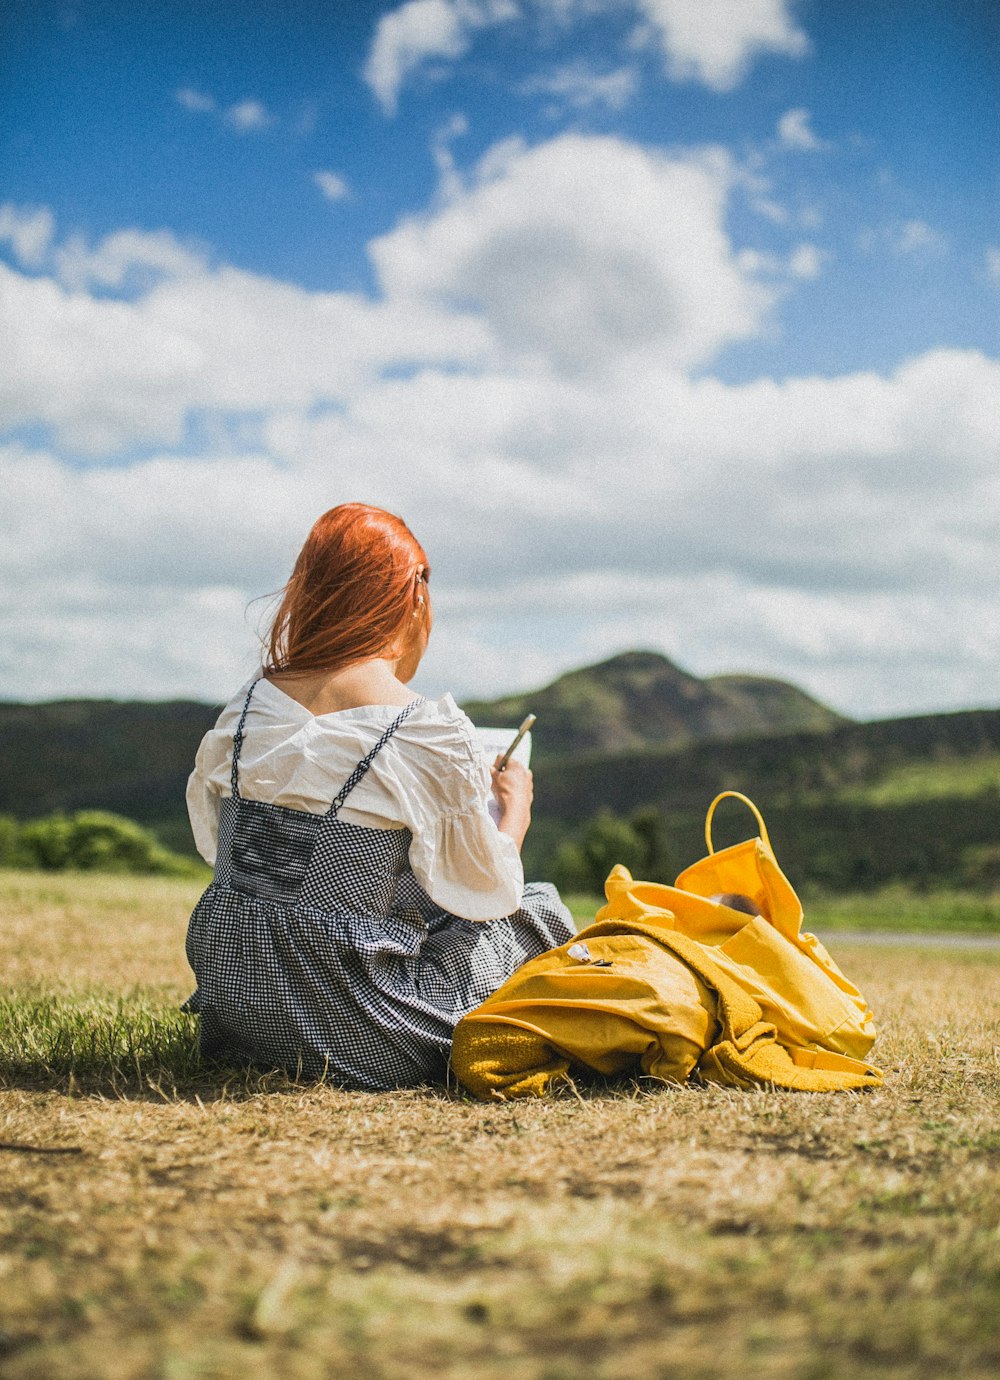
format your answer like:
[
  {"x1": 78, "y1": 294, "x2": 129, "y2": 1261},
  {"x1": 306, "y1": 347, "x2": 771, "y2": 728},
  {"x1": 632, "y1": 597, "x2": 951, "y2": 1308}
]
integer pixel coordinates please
[{"x1": 491, "y1": 757, "x2": 533, "y2": 852}]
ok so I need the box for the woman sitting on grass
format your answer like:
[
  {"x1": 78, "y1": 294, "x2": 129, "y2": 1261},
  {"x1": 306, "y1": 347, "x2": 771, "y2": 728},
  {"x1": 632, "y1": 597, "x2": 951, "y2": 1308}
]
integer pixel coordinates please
[{"x1": 183, "y1": 502, "x2": 573, "y2": 1088}]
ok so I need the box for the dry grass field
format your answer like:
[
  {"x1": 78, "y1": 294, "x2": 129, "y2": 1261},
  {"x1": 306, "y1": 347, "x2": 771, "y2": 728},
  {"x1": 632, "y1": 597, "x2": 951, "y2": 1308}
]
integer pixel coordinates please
[{"x1": 2, "y1": 871, "x2": 999, "y2": 1380}]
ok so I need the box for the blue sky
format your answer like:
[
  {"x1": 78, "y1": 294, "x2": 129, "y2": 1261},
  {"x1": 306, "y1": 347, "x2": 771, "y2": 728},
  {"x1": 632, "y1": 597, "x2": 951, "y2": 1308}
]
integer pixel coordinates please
[{"x1": 1, "y1": 0, "x2": 998, "y2": 718}]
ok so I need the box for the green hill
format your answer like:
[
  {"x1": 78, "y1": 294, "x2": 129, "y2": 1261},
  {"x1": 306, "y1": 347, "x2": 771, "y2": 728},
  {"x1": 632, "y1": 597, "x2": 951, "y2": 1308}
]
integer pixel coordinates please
[
  {"x1": 531, "y1": 705, "x2": 1000, "y2": 822},
  {"x1": 462, "y1": 651, "x2": 845, "y2": 760},
  {"x1": 521, "y1": 706, "x2": 1000, "y2": 893},
  {"x1": 0, "y1": 652, "x2": 842, "y2": 840},
  {"x1": 0, "y1": 699, "x2": 218, "y2": 856},
  {"x1": 2, "y1": 657, "x2": 998, "y2": 893}
]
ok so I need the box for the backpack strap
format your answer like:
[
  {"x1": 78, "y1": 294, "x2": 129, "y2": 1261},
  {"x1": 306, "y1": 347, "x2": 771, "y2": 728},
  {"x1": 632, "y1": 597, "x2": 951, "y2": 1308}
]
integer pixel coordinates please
[
  {"x1": 230, "y1": 679, "x2": 261, "y2": 800},
  {"x1": 705, "y1": 791, "x2": 772, "y2": 855},
  {"x1": 327, "y1": 698, "x2": 424, "y2": 818}
]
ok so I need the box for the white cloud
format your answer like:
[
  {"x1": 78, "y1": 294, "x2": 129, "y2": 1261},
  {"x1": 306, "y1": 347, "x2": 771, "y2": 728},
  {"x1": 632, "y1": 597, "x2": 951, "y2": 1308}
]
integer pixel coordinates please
[
  {"x1": 175, "y1": 87, "x2": 216, "y2": 114},
  {"x1": 9, "y1": 135, "x2": 769, "y2": 451},
  {"x1": 430, "y1": 113, "x2": 471, "y2": 199},
  {"x1": 776, "y1": 106, "x2": 825, "y2": 151},
  {"x1": 3, "y1": 345, "x2": 998, "y2": 715},
  {"x1": 175, "y1": 87, "x2": 273, "y2": 132},
  {"x1": 737, "y1": 242, "x2": 826, "y2": 281},
  {"x1": 226, "y1": 99, "x2": 271, "y2": 131},
  {"x1": 0, "y1": 203, "x2": 55, "y2": 268},
  {"x1": 736, "y1": 247, "x2": 782, "y2": 275},
  {"x1": 53, "y1": 228, "x2": 207, "y2": 293},
  {"x1": 634, "y1": 0, "x2": 808, "y2": 91},
  {"x1": 364, "y1": 0, "x2": 518, "y2": 115},
  {"x1": 0, "y1": 238, "x2": 489, "y2": 453},
  {"x1": 426, "y1": 569, "x2": 1000, "y2": 720},
  {"x1": 365, "y1": 0, "x2": 808, "y2": 113},
  {"x1": 734, "y1": 161, "x2": 794, "y2": 226},
  {"x1": 261, "y1": 347, "x2": 1000, "y2": 718},
  {"x1": 748, "y1": 195, "x2": 789, "y2": 226},
  {"x1": 370, "y1": 134, "x2": 771, "y2": 375},
  {"x1": 895, "y1": 219, "x2": 947, "y2": 256},
  {"x1": 0, "y1": 212, "x2": 207, "y2": 294},
  {"x1": 3, "y1": 138, "x2": 1000, "y2": 717},
  {"x1": 858, "y1": 220, "x2": 949, "y2": 260},
  {"x1": 519, "y1": 61, "x2": 638, "y2": 112},
  {"x1": 787, "y1": 242, "x2": 826, "y2": 279},
  {"x1": 314, "y1": 171, "x2": 350, "y2": 202}
]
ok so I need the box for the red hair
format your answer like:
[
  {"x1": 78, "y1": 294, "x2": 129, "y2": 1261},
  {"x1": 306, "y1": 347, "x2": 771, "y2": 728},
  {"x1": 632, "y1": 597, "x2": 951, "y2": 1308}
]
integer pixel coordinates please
[{"x1": 264, "y1": 504, "x2": 430, "y2": 676}]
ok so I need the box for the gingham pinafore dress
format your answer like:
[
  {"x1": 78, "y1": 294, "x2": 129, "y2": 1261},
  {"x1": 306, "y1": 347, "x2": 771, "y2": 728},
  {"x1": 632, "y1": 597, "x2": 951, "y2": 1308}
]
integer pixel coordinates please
[{"x1": 183, "y1": 681, "x2": 573, "y2": 1089}]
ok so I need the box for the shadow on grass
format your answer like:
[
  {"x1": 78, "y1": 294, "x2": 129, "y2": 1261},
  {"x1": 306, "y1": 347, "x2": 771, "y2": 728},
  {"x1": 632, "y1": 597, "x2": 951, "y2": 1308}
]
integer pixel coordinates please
[
  {"x1": 0, "y1": 988, "x2": 424, "y2": 1103},
  {"x1": 0, "y1": 988, "x2": 662, "y2": 1107}
]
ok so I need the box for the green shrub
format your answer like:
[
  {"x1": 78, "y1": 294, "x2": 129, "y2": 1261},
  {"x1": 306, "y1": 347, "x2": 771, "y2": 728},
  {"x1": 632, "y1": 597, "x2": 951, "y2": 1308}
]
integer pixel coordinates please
[
  {"x1": 0, "y1": 814, "x2": 28, "y2": 868},
  {"x1": 8, "y1": 811, "x2": 202, "y2": 876},
  {"x1": 554, "y1": 810, "x2": 650, "y2": 894},
  {"x1": 960, "y1": 843, "x2": 1000, "y2": 889}
]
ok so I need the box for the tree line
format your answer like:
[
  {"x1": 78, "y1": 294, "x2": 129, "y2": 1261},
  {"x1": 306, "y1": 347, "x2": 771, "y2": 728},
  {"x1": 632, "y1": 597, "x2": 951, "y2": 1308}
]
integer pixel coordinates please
[
  {"x1": 544, "y1": 796, "x2": 1000, "y2": 897},
  {"x1": 4, "y1": 794, "x2": 999, "y2": 897}
]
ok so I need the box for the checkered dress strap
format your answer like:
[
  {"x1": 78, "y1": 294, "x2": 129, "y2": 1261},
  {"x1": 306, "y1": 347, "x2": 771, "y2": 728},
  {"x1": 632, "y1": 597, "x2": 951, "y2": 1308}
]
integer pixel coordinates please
[
  {"x1": 230, "y1": 679, "x2": 261, "y2": 800},
  {"x1": 328, "y1": 698, "x2": 423, "y2": 818}
]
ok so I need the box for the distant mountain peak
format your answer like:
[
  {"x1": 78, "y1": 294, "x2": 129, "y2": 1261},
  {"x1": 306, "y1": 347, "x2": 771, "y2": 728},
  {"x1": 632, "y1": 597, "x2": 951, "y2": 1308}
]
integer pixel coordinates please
[
  {"x1": 462, "y1": 649, "x2": 846, "y2": 760},
  {"x1": 587, "y1": 650, "x2": 687, "y2": 673}
]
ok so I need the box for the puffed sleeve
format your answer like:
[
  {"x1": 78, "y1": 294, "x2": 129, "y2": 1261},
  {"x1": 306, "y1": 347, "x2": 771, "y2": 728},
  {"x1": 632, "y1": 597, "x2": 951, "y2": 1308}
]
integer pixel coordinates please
[
  {"x1": 185, "y1": 682, "x2": 257, "y2": 867},
  {"x1": 185, "y1": 727, "x2": 226, "y2": 867},
  {"x1": 399, "y1": 709, "x2": 525, "y2": 921}
]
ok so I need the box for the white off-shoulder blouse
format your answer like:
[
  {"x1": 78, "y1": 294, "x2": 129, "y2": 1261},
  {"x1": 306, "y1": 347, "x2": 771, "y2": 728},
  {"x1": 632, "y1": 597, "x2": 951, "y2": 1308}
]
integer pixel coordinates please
[{"x1": 185, "y1": 677, "x2": 525, "y2": 922}]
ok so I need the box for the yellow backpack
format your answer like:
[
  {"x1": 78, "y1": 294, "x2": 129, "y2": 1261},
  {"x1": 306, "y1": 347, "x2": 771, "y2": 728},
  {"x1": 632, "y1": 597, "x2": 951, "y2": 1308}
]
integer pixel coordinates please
[{"x1": 451, "y1": 793, "x2": 881, "y2": 1100}]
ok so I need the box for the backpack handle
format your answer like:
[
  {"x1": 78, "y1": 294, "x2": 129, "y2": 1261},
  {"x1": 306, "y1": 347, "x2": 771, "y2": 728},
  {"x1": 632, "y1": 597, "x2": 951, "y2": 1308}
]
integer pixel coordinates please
[{"x1": 705, "y1": 791, "x2": 772, "y2": 855}]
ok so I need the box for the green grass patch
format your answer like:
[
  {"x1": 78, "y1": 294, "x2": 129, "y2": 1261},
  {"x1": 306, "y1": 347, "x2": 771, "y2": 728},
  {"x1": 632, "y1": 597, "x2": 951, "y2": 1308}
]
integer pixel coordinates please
[
  {"x1": 561, "y1": 892, "x2": 601, "y2": 924},
  {"x1": 563, "y1": 886, "x2": 1000, "y2": 934},
  {"x1": 805, "y1": 887, "x2": 1000, "y2": 933},
  {"x1": 0, "y1": 988, "x2": 203, "y2": 1093},
  {"x1": 836, "y1": 755, "x2": 1000, "y2": 805}
]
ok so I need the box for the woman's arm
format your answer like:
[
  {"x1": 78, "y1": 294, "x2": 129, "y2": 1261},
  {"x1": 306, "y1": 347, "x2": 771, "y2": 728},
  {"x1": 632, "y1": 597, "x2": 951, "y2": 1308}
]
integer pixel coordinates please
[
  {"x1": 490, "y1": 757, "x2": 533, "y2": 853},
  {"x1": 397, "y1": 701, "x2": 527, "y2": 919},
  {"x1": 186, "y1": 751, "x2": 222, "y2": 866}
]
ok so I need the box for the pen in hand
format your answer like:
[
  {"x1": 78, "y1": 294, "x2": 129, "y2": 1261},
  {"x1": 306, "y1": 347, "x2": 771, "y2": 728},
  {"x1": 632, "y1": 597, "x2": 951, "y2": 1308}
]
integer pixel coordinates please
[{"x1": 496, "y1": 714, "x2": 536, "y2": 772}]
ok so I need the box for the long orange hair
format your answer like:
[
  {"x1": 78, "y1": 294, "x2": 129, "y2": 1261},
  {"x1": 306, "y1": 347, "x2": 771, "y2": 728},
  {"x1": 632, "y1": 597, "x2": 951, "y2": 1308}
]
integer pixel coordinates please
[{"x1": 264, "y1": 504, "x2": 430, "y2": 676}]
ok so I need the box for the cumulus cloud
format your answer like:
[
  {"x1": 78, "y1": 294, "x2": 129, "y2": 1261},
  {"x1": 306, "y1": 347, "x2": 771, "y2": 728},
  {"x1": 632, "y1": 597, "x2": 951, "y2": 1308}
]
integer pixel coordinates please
[
  {"x1": 175, "y1": 87, "x2": 216, "y2": 114},
  {"x1": 175, "y1": 87, "x2": 273, "y2": 132},
  {"x1": 2, "y1": 132, "x2": 999, "y2": 717},
  {"x1": 430, "y1": 113, "x2": 471, "y2": 198},
  {"x1": 364, "y1": 0, "x2": 807, "y2": 113},
  {"x1": 53, "y1": 228, "x2": 207, "y2": 293},
  {"x1": 0, "y1": 211, "x2": 207, "y2": 293},
  {"x1": 0, "y1": 203, "x2": 55, "y2": 268},
  {"x1": 364, "y1": 0, "x2": 518, "y2": 115},
  {"x1": 787, "y1": 242, "x2": 826, "y2": 279},
  {"x1": 519, "y1": 61, "x2": 639, "y2": 112},
  {"x1": 0, "y1": 211, "x2": 489, "y2": 452},
  {"x1": 894, "y1": 219, "x2": 947, "y2": 256},
  {"x1": 226, "y1": 99, "x2": 271, "y2": 131},
  {"x1": 0, "y1": 136, "x2": 768, "y2": 454},
  {"x1": 3, "y1": 345, "x2": 998, "y2": 714},
  {"x1": 250, "y1": 346, "x2": 1000, "y2": 718},
  {"x1": 313, "y1": 170, "x2": 350, "y2": 201},
  {"x1": 370, "y1": 134, "x2": 771, "y2": 375},
  {"x1": 633, "y1": 0, "x2": 808, "y2": 91},
  {"x1": 737, "y1": 243, "x2": 826, "y2": 280},
  {"x1": 776, "y1": 106, "x2": 826, "y2": 150},
  {"x1": 858, "y1": 219, "x2": 949, "y2": 260}
]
